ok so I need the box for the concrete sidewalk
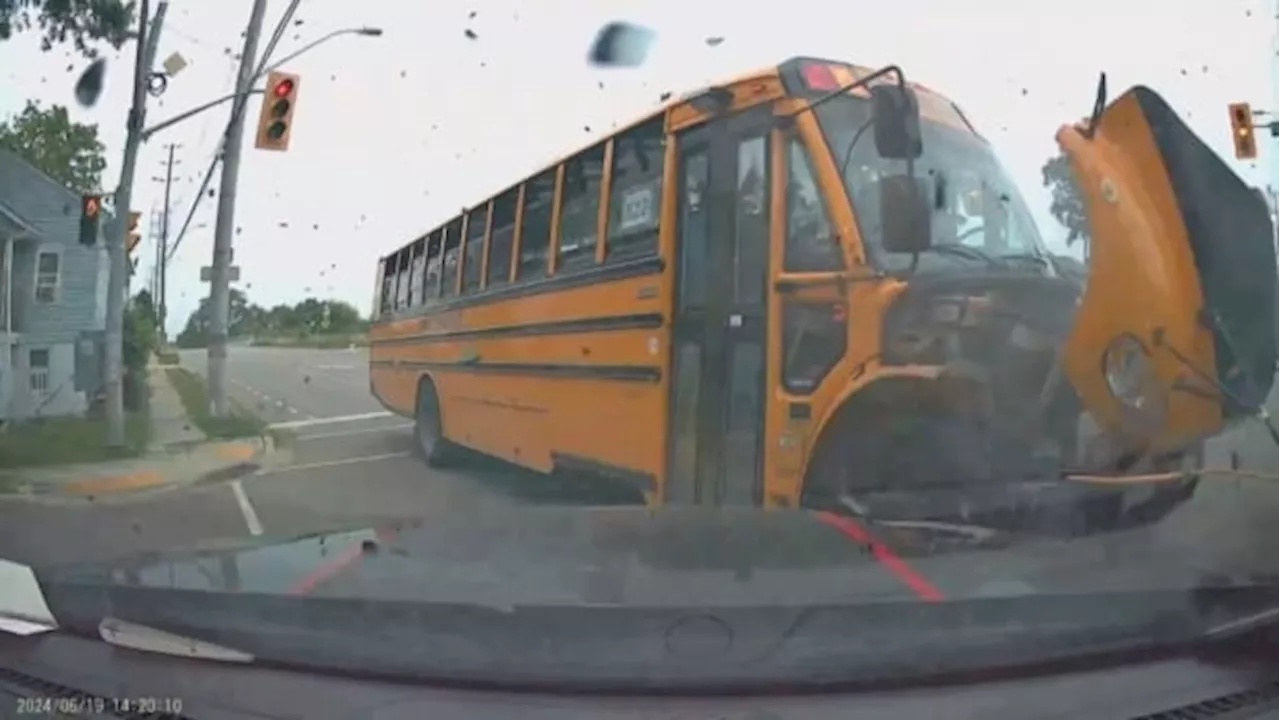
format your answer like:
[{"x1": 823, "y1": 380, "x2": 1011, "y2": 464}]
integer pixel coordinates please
[{"x1": 0, "y1": 364, "x2": 283, "y2": 502}]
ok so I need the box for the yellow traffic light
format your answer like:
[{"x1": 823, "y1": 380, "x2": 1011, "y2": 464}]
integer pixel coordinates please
[
  {"x1": 255, "y1": 71, "x2": 300, "y2": 152},
  {"x1": 1228, "y1": 102, "x2": 1256, "y2": 160}
]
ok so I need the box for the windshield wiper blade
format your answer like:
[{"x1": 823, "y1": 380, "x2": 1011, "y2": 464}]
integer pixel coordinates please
[
  {"x1": 925, "y1": 244, "x2": 1001, "y2": 267},
  {"x1": 1201, "y1": 606, "x2": 1278, "y2": 641},
  {"x1": 98, "y1": 617, "x2": 255, "y2": 663},
  {"x1": 998, "y1": 252, "x2": 1054, "y2": 270}
]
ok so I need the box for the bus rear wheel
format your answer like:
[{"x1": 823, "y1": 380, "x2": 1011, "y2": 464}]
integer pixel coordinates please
[{"x1": 414, "y1": 378, "x2": 460, "y2": 468}]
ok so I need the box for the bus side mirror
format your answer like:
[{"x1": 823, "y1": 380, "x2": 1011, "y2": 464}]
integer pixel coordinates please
[
  {"x1": 870, "y1": 84, "x2": 923, "y2": 160},
  {"x1": 880, "y1": 174, "x2": 933, "y2": 253}
]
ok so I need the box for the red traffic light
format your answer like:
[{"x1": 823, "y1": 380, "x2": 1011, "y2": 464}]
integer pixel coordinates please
[
  {"x1": 83, "y1": 195, "x2": 100, "y2": 217},
  {"x1": 273, "y1": 79, "x2": 295, "y2": 98}
]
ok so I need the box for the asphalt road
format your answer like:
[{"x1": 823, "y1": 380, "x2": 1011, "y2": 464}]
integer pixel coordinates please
[
  {"x1": 0, "y1": 347, "x2": 636, "y2": 567},
  {"x1": 0, "y1": 346, "x2": 1274, "y2": 599}
]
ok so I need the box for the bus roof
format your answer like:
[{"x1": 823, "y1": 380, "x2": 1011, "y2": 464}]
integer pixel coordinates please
[{"x1": 383, "y1": 57, "x2": 976, "y2": 260}]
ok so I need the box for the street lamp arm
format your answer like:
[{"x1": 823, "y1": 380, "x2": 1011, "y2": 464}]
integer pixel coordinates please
[
  {"x1": 142, "y1": 88, "x2": 265, "y2": 142},
  {"x1": 256, "y1": 27, "x2": 382, "y2": 79},
  {"x1": 140, "y1": 25, "x2": 380, "y2": 142}
]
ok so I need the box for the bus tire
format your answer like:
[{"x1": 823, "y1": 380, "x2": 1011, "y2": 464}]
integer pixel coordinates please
[{"x1": 414, "y1": 377, "x2": 459, "y2": 468}]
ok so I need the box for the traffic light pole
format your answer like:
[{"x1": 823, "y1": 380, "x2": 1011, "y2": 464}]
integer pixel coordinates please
[
  {"x1": 207, "y1": 0, "x2": 270, "y2": 418},
  {"x1": 104, "y1": 0, "x2": 167, "y2": 447}
]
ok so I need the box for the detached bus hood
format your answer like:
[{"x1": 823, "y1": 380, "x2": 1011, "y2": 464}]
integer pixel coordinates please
[{"x1": 1057, "y1": 85, "x2": 1278, "y2": 451}]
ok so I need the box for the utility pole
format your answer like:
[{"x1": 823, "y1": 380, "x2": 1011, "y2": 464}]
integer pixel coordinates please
[
  {"x1": 207, "y1": 0, "x2": 270, "y2": 418},
  {"x1": 159, "y1": 143, "x2": 178, "y2": 345},
  {"x1": 104, "y1": 0, "x2": 167, "y2": 447},
  {"x1": 149, "y1": 207, "x2": 163, "y2": 303}
]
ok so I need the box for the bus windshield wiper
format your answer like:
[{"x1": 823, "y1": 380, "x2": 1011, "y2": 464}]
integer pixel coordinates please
[
  {"x1": 925, "y1": 244, "x2": 1001, "y2": 267},
  {"x1": 997, "y1": 252, "x2": 1053, "y2": 270}
]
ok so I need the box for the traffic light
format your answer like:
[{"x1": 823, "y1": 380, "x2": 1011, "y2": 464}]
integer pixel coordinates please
[
  {"x1": 78, "y1": 194, "x2": 102, "y2": 245},
  {"x1": 1228, "y1": 102, "x2": 1257, "y2": 160},
  {"x1": 126, "y1": 211, "x2": 142, "y2": 254},
  {"x1": 255, "y1": 71, "x2": 300, "y2": 151}
]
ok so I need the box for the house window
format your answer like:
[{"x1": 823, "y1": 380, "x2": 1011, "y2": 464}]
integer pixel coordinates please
[
  {"x1": 35, "y1": 251, "x2": 60, "y2": 303},
  {"x1": 29, "y1": 348, "x2": 50, "y2": 396}
]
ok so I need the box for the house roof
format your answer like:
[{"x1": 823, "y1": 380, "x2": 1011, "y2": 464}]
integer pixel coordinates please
[
  {"x1": 0, "y1": 146, "x2": 115, "y2": 239},
  {"x1": 0, "y1": 198, "x2": 41, "y2": 238}
]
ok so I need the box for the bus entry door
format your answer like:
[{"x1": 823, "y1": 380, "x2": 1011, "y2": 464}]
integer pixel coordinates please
[{"x1": 667, "y1": 109, "x2": 774, "y2": 506}]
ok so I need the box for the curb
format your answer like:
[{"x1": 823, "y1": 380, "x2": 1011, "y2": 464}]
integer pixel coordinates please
[{"x1": 0, "y1": 433, "x2": 285, "y2": 504}]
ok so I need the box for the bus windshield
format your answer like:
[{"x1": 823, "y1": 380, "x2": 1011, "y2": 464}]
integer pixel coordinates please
[{"x1": 813, "y1": 96, "x2": 1051, "y2": 273}]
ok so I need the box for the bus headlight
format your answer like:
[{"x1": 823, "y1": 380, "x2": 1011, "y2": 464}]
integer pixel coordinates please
[{"x1": 1102, "y1": 334, "x2": 1156, "y2": 410}]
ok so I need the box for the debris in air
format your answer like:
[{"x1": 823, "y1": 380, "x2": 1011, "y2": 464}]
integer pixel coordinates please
[
  {"x1": 705, "y1": 36, "x2": 724, "y2": 47},
  {"x1": 464, "y1": 28, "x2": 478, "y2": 40},
  {"x1": 587, "y1": 22, "x2": 655, "y2": 67},
  {"x1": 74, "y1": 58, "x2": 107, "y2": 107}
]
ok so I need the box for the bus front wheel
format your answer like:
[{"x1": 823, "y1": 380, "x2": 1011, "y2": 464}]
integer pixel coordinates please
[{"x1": 414, "y1": 378, "x2": 460, "y2": 468}]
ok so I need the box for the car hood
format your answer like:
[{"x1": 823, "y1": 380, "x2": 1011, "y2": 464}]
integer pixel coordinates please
[
  {"x1": 29, "y1": 503, "x2": 1274, "y2": 608},
  {"x1": 15, "y1": 505, "x2": 1276, "y2": 688},
  {"x1": 34, "y1": 506, "x2": 932, "y2": 607}
]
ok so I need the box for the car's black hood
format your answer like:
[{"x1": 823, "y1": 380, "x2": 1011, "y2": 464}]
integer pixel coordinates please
[
  {"x1": 23, "y1": 504, "x2": 1276, "y2": 690},
  {"x1": 35, "y1": 506, "x2": 934, "y2": 607}
]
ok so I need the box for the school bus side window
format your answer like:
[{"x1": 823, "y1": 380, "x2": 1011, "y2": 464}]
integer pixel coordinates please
[
  {"x1": 519, "y1": 171, "x2": 555, "y2": 281},
  {"x1": 394, "y1": 249, "x2": 410, "y2": 309},
  {"x1": 425, "y1": 229, "x2": 443, "y2": 300},
  {"x1": 408, "y1": 239, "x2": 425, "y2": 307},
  {"x1": 606, "y1": 117, "x2": 664, "y2": 262},
  {"x1": 463, "y1": 204, "x2": 488, "y2": 294},
  {"x1": 488, "y1": 189, "x2": 517, "y2": 288},
  {"x1": 784, "y1": 136, "x2": 845, "y2": 272},
  {"x1": 557, "y1": 142, "x2": 606, "y2": 270},
  {"x1": 379, "y1": 256, "x2": 396, "y2": 315},
  {"x1": 441, "y1": 217, "x2": 464, "y2": 297}
]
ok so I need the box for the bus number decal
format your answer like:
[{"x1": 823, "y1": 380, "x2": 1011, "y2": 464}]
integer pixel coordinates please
[{"x1": 618, "y1": 181, "x2": 658, "y2": 233}]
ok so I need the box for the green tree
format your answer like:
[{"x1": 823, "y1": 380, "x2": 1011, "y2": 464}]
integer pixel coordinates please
[
  {"x1": 1040, "y1": 151, "x2": 1089, "y2": 248},
  {"x1": 122, "y1": 290, "x2": 157, "y2": 410},
  {"x1": 175, "y1": 289, "x2": 255, "y2": 348},
  {"x1": 0, "y1": 0, "x2": 134, "y2": 56},
  {"x1": 0, "y1": 100, "x2": 108, "y2": 191}
]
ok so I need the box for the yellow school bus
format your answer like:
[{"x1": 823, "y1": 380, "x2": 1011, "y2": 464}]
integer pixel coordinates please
[{"x1": 369, "y1": 56, "x2": 1277, "y2": 516}]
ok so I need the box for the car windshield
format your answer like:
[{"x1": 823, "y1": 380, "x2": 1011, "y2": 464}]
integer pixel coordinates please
[{"x1": 814, "y1": 95, "x2": 1053, "y2": 273}]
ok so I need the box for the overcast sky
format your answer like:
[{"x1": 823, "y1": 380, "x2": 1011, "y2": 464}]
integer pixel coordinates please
[{"x1": 2, "y1": 0, "x2": 1276, "y2": 334}]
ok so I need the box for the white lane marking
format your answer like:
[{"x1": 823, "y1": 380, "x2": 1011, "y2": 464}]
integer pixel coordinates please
[
  {"x1": 268, "y1": 411, "x2": 393, "y2": 430},
  {"x1": 257, "y1": 451, "x2": 411, "y2": 475},
  {"x1": 230, "y1": 479, "x2": 264, "y2": 536},
  {"x1": 316, "y1": 364, "x2": 356, "y2": 371},
  {"x1": 294, "y1": 423, "x2": 413, "y2": 441}
]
